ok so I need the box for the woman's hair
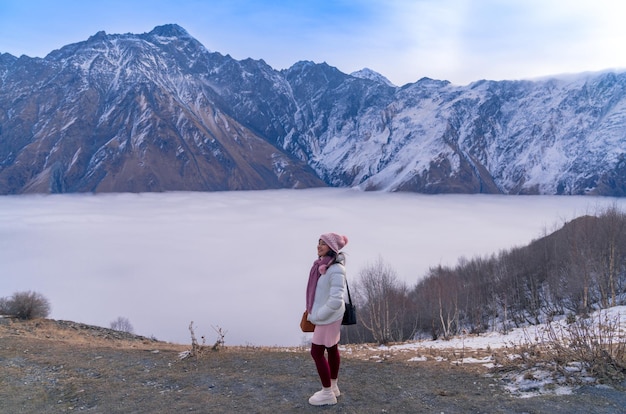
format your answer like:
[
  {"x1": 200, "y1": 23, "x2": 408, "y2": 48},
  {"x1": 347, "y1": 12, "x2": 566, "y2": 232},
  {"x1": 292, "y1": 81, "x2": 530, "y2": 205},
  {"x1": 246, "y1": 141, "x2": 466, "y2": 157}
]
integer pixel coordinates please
[
  {"x1": 325, "y1": 250, "x2": 337, "y2": 258},
  {"x1": 325, "y1": 249, "x2": 337, "y2": 266}
]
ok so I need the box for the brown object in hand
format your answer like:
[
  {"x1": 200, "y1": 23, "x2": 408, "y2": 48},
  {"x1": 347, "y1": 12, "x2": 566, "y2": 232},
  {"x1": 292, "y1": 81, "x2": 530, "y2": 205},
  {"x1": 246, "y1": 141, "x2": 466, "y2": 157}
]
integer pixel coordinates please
[{"x1": 300, "y1": 311, "x2": 315, "y2": 332}]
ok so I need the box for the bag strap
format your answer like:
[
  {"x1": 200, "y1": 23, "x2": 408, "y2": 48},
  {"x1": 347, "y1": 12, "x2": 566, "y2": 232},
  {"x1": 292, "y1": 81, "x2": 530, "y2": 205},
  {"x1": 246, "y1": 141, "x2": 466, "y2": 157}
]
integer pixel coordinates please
[{"x1": 345, "y1": 277, "x2": 353, "y2": 305}]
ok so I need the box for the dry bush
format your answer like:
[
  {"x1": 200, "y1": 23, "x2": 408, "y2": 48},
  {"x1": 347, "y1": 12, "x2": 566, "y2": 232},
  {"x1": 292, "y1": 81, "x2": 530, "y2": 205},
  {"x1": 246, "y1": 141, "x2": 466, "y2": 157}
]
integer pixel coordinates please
[
  {"x1": 493, "y1": 310, "x2": 626, "y2": 385},
  {"x1": 211, "y1": 325, "x2": 227, "y2": 351},
  {"x1": 545, "y1": 311, "x2": 626, "y2": 383},
  {"x1": 0, "y1": 297, "x2": 8, "y2": 314},
  {"x1": 110, "y1": 316, "x2": 134, "y2": 333},
  {"x1": 180, "y1": 322, "x2": 227, "y2": 360},
  {"x1": 1, "y1": 291, "x2": 51, "y2": 320},
  {"x1": 183, "y1": 321, "x2": 207, "y2": 359}
]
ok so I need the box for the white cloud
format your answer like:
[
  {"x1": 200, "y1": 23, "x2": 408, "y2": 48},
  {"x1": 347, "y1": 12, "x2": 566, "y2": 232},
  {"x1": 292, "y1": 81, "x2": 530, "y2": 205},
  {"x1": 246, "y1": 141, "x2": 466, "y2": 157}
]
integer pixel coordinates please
[
  {"x1": 1, "y1": 0, "x2": 625, "y2": 85},
  {"x1": 1, "y1": 189, "x2": 623, "y2": 346},
  {"x1": 378, "y1": 0, "x2": 626, "y2": 84}
]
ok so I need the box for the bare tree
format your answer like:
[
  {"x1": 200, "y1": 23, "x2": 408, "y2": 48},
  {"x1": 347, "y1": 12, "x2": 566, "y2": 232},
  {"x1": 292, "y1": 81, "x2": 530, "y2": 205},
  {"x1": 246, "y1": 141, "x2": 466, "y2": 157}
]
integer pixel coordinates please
[
  {"x1": 355, "y1": 257, "x2": 412, "y2": 344},
  {"x1": 0, "y1": 297, "x2": 8, "y2": 315},
  {"x1": 2, "y1": 291, "x2": 51, "y2": 319},
  {"x1": 595, "y1": 205, "x2": 626, "y2": 308},
  {"x1": 456, "y1": 256, "x2": 497, "y2": 334},
  {"x1": 341, "y1": 207, "x2": 626, "y2": 345},
  {"x1": 110, "y1": 316, "x2": 134, "y2": 333}
]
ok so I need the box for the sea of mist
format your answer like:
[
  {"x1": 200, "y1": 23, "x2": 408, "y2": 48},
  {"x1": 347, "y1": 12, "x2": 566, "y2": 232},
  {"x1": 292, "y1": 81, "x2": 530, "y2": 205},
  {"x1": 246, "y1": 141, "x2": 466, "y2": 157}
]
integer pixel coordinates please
[{"x1": 1, "y1": 188, "x2": 624, "y2": 347}]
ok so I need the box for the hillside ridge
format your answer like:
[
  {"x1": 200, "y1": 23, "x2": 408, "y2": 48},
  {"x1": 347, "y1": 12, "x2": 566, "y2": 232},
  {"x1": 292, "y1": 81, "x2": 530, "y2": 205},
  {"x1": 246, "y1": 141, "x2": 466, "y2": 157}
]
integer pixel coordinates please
[{"x1": 1, "y1": 25, "x2": 625, "y2": 195}]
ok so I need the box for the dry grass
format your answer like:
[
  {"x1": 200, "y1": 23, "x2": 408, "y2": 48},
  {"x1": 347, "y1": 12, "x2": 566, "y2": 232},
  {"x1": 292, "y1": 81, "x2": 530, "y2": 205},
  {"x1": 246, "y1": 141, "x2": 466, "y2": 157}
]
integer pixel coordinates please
[
  {"x1": 1, "y1": 317, "x2": 625, "y2": 413},
  {"x1": 0, "y1": 317, "x2": 185, "y2": 351},
  {"x1": 491, "y1": 311, "x2": 626, "y2": 387}
]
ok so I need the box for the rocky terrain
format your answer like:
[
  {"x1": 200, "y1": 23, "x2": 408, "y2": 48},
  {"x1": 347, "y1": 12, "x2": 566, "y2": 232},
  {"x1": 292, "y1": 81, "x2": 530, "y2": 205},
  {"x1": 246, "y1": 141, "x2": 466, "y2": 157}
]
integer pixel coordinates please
[{"x1": 1, "y1": 317, "x2": 624, "y2": 413}]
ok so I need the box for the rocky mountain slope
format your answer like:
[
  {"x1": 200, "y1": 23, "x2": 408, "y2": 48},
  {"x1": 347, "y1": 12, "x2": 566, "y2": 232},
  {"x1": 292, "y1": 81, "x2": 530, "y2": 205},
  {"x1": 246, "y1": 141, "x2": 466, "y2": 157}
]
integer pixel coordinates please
[{"x1": 1, "y1": 24, "x2": 625, "y2": 195}]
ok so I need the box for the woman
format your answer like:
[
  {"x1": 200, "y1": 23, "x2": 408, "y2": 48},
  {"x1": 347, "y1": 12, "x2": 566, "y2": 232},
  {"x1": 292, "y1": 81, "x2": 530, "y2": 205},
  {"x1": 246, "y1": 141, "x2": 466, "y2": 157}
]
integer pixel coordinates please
[{"x1": 305, "y1": 232, "x2": 349, "y2": 406}]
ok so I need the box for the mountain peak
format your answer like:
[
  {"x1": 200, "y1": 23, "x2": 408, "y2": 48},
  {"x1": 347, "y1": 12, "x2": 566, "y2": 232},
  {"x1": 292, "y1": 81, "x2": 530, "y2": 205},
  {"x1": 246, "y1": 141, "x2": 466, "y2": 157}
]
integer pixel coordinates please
[
  {"x1": 350, "y1": 68, "x2": 396, "y2": 87},
  {"x1": 148, "y1": 24, "x2": 190, "y2": 38},
  {"x1": 87, "y1": 30, "x2": 108, "y2": 42}
]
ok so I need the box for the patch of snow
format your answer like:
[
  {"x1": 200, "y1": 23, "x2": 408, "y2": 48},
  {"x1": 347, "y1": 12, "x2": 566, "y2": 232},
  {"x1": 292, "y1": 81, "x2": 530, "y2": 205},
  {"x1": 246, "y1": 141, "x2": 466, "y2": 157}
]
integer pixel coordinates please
[
  {"x1": 350, "y1": 68, "x2": 396, "y2": 87},
  {"x1": 371, "y1": 305, "x2": 626, "y2": 398},
  {"x1": 61, "y1": 117, "x2": 77, "y2": 132}
]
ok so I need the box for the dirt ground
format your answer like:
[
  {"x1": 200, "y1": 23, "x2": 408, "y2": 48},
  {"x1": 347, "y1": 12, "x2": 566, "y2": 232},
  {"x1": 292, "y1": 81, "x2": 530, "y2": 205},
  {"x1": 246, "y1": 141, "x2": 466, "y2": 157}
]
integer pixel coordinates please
[{"x1": 0, "y1": 318, "x2": 624, "y2": 413}]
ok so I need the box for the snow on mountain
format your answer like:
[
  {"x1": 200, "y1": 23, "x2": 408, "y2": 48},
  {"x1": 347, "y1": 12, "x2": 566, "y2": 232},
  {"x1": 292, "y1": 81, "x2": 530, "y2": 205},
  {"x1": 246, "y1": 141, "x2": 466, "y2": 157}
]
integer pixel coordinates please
[
  {"x1": 0, "y1": 24, "x2": 625, "y2": 195},
  {"x1": 296, "y1": 72, "x2": 626, "y2": 195},
  {"x1": 350, "y1": 68, "x2": 396, "y2": 87},
  {"x1": 0, "y1": 24, "x2": 323, "y2": 194}
]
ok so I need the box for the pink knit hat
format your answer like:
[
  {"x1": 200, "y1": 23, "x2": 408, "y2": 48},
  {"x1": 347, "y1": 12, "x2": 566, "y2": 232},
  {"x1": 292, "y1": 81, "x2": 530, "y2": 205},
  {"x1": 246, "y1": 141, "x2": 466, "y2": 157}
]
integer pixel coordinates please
[{"x1": 320, "y1": 233, "x2": 349, "y2": 253}]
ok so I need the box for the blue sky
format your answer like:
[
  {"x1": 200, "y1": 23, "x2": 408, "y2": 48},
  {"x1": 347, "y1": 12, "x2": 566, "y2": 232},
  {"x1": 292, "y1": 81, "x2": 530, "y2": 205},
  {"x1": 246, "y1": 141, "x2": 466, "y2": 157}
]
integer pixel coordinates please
[{"x1": 1, "y1": 0, "x2": 625, "y2": 86}]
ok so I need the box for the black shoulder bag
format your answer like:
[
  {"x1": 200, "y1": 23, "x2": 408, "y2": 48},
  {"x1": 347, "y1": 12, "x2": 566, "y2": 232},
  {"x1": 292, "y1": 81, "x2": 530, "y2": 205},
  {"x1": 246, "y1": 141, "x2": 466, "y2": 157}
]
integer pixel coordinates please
[{"x1": 342, "y1": 278, "x2": 357, "y2": 325}]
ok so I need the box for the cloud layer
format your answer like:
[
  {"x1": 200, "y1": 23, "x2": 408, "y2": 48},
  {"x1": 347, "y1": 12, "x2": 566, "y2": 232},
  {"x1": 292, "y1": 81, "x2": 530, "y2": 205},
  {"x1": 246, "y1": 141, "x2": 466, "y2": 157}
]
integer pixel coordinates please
[{"x1": 2, "y1": 189, "x2": 623, "y2": 346}]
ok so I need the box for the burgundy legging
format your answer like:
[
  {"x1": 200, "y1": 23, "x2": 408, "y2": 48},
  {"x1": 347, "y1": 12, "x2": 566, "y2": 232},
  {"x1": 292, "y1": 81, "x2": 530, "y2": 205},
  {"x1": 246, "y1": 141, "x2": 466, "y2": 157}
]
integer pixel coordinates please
[{"x1": 310, "y1": 343, "x2": 340, "y2": 388}]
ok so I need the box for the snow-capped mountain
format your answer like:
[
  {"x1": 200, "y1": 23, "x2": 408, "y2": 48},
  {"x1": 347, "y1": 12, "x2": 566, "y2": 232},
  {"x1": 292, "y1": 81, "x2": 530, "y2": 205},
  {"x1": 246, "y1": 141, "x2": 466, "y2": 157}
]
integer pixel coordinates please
[
  {"x1": 1, "y1": 24, "x2": 625, "y2": 196},
  {"x1": 350, "y1": 68, "x2": 396, "y2": 87},
  {"x1": 0, "y1": 25, "x2": 323, "y2": 193}
]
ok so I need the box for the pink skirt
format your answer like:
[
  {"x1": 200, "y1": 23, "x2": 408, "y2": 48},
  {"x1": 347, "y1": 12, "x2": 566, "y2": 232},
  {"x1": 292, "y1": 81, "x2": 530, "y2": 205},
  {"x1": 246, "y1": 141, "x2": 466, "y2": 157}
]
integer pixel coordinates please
[{"x1": 311, "y1": 319, "x2": 342, "y2": 347}]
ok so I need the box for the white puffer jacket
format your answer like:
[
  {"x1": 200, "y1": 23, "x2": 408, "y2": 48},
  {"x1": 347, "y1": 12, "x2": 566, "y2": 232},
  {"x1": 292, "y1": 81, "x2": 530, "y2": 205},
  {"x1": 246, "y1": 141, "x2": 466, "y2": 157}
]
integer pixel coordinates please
[{"x1": 308, "y1": 254, "x2": 347, "y2": 325}]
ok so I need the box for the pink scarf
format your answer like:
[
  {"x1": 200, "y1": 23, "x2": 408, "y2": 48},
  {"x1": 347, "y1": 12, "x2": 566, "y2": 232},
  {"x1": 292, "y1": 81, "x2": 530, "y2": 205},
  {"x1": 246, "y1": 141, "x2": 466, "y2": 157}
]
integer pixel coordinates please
[{"x1": 306, "y1": 255, "x2": 334, "y2": 313}]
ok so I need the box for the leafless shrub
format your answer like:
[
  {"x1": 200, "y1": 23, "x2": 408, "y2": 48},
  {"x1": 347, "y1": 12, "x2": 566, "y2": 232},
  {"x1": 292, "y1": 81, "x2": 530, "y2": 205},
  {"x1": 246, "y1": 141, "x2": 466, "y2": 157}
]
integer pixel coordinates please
[
  {"x1": 183, "y1": 321, "x2": 207, "y2": 359},
  {"x1": 110, "y1": 316, "x2": 134, "y2": 334},
  {"x1": 544, "y1": 311, "x2": 626, "y2": 383},
  {"x1": 211, "y1": 325, "x2": 227, "y2": 351},
  {"x1": 180, "y1": 322, "x2": 227, "y2": 360},
  {"x1": 1, "y1": 291, "x2": 51, "y2": 320},
  {"x1": 0, "y1": 297, "x2": 8, "y2": 315},
  {"x1": 493, "y1": 310, "x2": 626, "y2": 385}
]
